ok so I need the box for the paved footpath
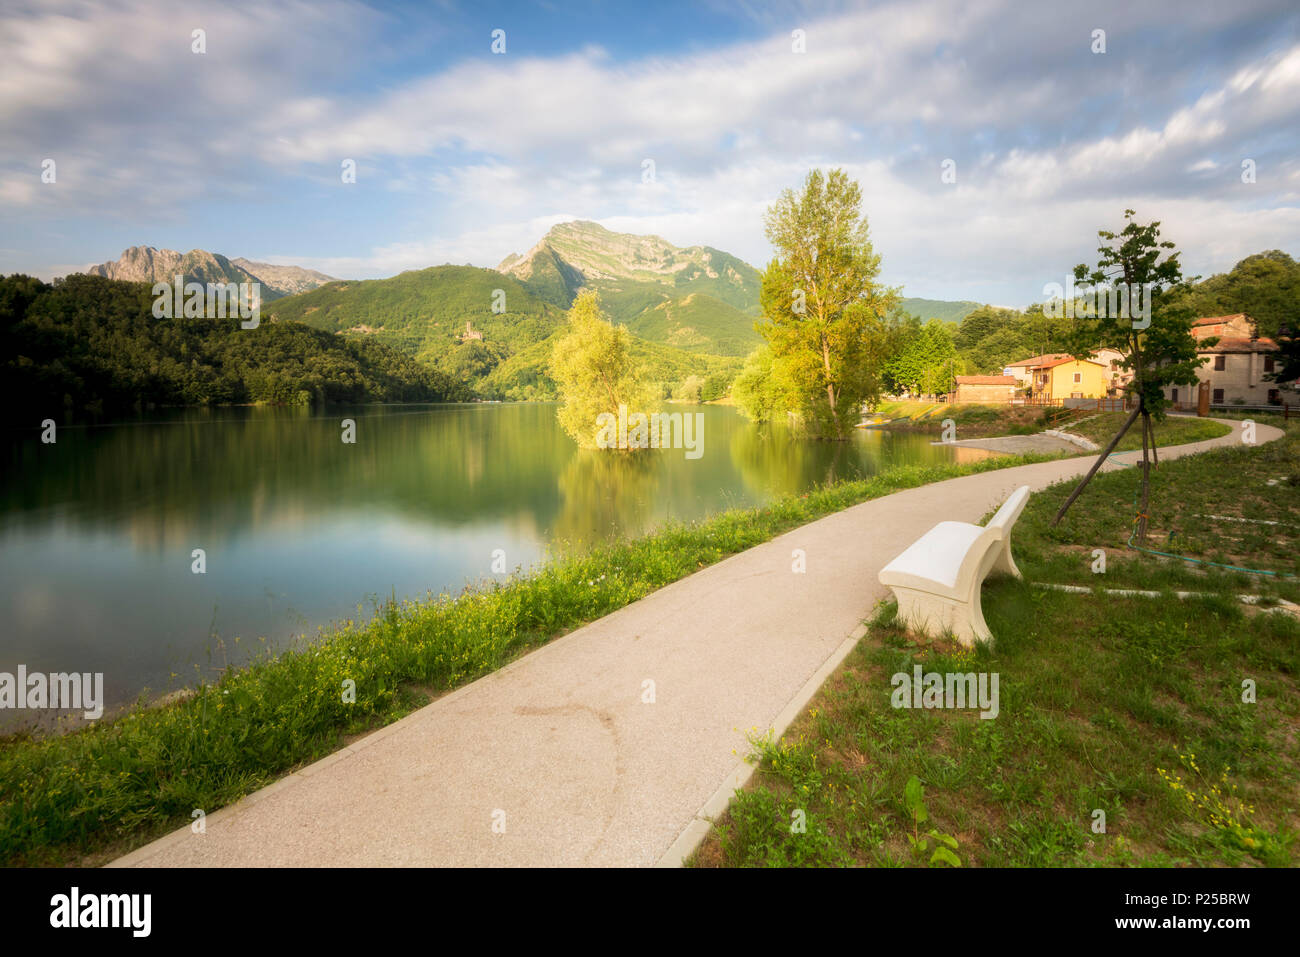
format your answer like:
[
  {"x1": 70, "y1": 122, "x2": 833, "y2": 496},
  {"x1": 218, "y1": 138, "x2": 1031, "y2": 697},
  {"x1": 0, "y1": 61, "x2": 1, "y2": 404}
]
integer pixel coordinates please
[{"x1": 111, "y1": 419, "x2": 1279, "y2": 868}]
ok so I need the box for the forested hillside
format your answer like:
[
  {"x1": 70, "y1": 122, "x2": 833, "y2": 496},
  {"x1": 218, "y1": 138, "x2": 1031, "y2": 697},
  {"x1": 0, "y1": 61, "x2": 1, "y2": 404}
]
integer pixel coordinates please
[{"x1": 1, "y1": 273, "x2": 468, "y2": 419}]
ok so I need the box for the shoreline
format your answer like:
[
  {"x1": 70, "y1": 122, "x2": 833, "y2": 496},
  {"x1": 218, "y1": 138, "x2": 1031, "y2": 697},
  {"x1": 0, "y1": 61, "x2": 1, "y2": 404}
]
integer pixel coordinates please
[{"x1": 1, "y1": 446, "x2": 1062, "y2": 866}]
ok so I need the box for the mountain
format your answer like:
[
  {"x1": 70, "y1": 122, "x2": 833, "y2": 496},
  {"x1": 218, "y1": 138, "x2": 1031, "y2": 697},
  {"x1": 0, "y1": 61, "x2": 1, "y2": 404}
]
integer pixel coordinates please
[
  {"x1": 231, "y1": 258, "x2": 337, "y2": 297},
  {"x1": 624, "y1": 292, "x2": 760, "y2": 356},
  {"x1": 898, "y1": 297, "x2": 984, "y2": 325},
  {"x1": 263, "y1": 263, "x2": 741, "y2": 400},
  {"x1": 264, "y1": 265, "x2": 562, "y2": 362},
  {"x1": 497, "y1": 221, "x2": 763, "y2": 356},
  {"x1": 82, "y1": 246, "x2": 337, "y2": 301}
]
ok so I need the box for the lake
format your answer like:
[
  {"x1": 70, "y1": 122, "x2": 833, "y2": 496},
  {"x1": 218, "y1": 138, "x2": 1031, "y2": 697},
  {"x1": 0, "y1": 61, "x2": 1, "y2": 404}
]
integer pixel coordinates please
[{"x1": 0, "y1": 402, "x2": 994, "y2": 725}]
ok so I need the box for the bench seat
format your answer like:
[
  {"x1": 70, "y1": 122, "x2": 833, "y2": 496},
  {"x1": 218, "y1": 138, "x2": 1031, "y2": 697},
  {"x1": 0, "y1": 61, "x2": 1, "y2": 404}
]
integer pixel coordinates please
[{"x1": 878, "y1": 486, "x2": 1030, "y2": 646}]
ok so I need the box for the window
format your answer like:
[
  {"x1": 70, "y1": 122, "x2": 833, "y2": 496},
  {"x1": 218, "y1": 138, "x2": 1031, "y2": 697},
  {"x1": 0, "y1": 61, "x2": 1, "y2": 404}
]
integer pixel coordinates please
[
  {"x1": 1073, "y1": 372, "x2": 1082, "y2": 383},
  {"x1": 1212, "y1": 388, "x2": 1224, "y2": 404},
  {"x1": 1264, "y1": 355, "x2": 1275, "y2": 373},
  {"x1": 1171, "y1": 388, "x2": 1179, "y2": 402},
  {"x1": 1214, "y1": 355, "x2": 1226, "y2": 371}
]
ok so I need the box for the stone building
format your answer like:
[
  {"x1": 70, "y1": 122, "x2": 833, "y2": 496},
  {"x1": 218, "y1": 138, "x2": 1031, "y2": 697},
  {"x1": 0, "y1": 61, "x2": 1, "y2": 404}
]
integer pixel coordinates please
[
  {"x1": 952, "y1": 375, "x2": 1018, "y2": 403},
  {"x1": 1165, "y1": 314, "x2": 1283, "y2": 408}
]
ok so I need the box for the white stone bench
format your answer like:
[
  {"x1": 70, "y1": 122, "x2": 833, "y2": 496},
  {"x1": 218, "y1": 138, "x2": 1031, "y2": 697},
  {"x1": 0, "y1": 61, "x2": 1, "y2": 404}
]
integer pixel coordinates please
[{"x1": 877, "y1": 485, "x2": 1030, "y2": 646}]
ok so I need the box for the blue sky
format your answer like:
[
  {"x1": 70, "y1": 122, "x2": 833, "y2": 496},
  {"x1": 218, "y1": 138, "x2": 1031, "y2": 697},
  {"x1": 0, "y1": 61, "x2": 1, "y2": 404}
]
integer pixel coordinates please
[{"x1": 2, "y1": 0, "x2": 1299, "y2": 307}]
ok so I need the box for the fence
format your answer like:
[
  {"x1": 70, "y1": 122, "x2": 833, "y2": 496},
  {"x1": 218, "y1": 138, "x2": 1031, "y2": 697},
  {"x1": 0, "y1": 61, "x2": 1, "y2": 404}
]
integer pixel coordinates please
[
  {"x1": 1010, "y1": 396, "x2": 1064, "y2": 408},
  {"x1": 1009, "y1": 396, "x2": 1130, "y2": 410},
  {"x1": 1063, "y1": 396, "x2": 1130, "y2": 411}
]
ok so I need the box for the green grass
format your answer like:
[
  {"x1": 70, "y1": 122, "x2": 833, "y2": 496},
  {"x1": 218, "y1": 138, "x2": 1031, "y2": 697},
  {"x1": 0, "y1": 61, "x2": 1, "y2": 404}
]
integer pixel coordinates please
[
  {"x1": 873, "y1": 404, "x2": 1232, "y2": 447},
  {"x1": 1063, "y1": 411, "x2": 1232, "y2": 451},
  {"x1": 692, "y1": 422, "x2": 1300, "y2": 868},
  {"x1": 0, "y1": 448, "x2": 1060, "y2": 867}
]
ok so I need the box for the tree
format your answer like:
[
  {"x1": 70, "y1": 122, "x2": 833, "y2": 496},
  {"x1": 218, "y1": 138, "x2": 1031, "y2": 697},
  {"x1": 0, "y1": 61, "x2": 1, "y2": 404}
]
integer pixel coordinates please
[
  {"x1": 549, "y1": 290, "x2": 656, "y2": 448},
  {"x1": 887, "y1": 319, "x2": 958, "y2": 395},
  {"x1": 953, "y1": 306, "x2": 1005, "y2": 352},
  {"x1": 1052, "y1": 211, "x2": 1210, "y2": 539},
  {"x1": 733, "y1": 346, "x2": 795, "y2": 423},
  {"x1": 1186, "y1": 250, "x2": 1300, "y2": 339},
  {"x1": 701, "y1": 370, "x2": 731, "y2": 402},
  {"x1": 1266, "y1": 324, "x2": 1300, "y2": 389},
  {"x1": 675, "y1": 374, "x2": 705, "y2": 403},
  {"x1": 758, "y1": 169, "x2": 899, "y2": 438}
]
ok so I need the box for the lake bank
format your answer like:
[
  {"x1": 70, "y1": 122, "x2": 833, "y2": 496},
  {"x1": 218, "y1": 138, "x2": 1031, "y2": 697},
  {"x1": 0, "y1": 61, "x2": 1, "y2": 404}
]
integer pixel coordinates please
[
  {"x1": 2, "y1": 445, "x2": 1059, "y2": 866},
  {"x1": 102, "y1": 419, "x2": 1277, "y2": 868},
  {"x1": 0, "y1": 402, "x2": 1003, "y2": 725}
]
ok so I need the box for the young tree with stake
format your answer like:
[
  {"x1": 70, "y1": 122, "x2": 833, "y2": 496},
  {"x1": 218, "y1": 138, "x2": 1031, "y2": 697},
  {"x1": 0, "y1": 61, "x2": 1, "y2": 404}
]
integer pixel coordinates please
[{"x1": 1053, "y1": 211, "x2": 1211, "y2": 539}]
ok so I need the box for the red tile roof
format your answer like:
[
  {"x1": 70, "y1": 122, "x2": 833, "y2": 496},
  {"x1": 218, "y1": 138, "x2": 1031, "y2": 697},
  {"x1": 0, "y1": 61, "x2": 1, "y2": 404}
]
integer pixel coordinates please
[
  {"x1": 1005, "y1": 353, "x2": 1070, "y2": 367},
  {"x1": 955, "y1": 375, "x2": 1017, "y2": 385},
  {"x1": 1200, "y1": 337, "x2": 1278, "y2": 353},
  {"x1": 1034, "y1": 355, "x2": 1106, "y2": 370},
  {"x1": 1193, "y1": 314, "x2": 1248, "y2": 326}
]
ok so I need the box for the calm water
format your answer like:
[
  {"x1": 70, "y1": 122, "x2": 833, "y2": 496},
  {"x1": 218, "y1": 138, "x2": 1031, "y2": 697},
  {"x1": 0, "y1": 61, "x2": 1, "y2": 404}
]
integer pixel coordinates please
[{"x1": 0, "y1": 402, "x2": 993, "y2": 721}]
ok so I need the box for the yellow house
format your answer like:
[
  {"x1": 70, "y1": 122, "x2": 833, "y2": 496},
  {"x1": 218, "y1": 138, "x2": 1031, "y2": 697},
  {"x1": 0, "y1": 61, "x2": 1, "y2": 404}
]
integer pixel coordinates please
[{"x1": 1030, "y1": 356, "x2": 1108, "y2": 400}]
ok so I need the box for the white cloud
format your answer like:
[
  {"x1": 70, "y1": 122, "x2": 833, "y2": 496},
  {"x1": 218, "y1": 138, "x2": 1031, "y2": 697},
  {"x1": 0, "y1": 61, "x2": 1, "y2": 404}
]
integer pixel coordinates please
[{"x1": 2, "y1": 0, "x2": 1298, "y2": 304}]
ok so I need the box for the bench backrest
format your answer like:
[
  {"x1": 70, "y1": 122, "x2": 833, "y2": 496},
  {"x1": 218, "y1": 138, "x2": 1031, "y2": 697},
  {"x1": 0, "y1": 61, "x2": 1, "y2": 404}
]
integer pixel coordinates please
[
  {"x1": 953, "y1": 486, "x2": 1030, "y2": 595},
  {"x1": 986, "y1": 485, "x2": 1030, "y2": 533}
]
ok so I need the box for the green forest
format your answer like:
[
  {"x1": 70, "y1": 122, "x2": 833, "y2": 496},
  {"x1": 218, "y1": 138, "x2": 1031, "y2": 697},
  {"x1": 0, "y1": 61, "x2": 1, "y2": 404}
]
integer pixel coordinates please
[
  {"x1": 5, "y1": 244, "x2": 1295, "y2": 422},
  {"x1": 1, "y1": 273, "x2": 471, "y2": 419}
]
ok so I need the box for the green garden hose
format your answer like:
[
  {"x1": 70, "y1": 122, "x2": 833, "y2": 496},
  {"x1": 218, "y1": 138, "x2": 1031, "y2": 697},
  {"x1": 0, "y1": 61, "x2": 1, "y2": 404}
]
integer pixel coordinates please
[{"x1": 1106, "y1": 453, "x2": 1294, "y2": 578}]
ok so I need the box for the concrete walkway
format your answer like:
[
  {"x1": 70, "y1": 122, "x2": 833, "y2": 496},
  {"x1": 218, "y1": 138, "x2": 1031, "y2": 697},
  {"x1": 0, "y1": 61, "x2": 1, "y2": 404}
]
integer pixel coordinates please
[{"x1": 110, "y1": 419, "x2": 1278, "y2": 868}]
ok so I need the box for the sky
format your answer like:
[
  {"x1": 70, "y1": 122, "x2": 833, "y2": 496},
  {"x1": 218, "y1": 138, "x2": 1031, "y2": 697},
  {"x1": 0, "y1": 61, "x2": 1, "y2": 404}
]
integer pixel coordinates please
[{"x1": 2, "y1": 0, "x2": 1299, "y2": 307}]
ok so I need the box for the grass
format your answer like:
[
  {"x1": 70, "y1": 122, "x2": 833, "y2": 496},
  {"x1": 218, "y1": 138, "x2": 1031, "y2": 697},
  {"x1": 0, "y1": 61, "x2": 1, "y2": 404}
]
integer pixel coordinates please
[
  {"x1": 1062, "y1": 411, "x2": 1231, "y2": 451},
  {"x1": 871, "y1": 400, "x2": 1054, "y2": 432},
  {"x1": 873, "y1": 403, "x2": 1233, "y2": 448},
  {"x1": 0, "y1": 447, "x2": 1063, "y2": 867},
  {"x1": 692, "y1": 421, "x2": 1300, "y2": 867}
]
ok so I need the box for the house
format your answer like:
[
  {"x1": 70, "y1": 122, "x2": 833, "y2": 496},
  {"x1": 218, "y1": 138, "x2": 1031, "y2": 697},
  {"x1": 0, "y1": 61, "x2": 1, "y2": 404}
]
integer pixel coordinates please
[
  {"x1": 1003, "y1": 353, "x2": 1068, "y2": 389},
  {"x1": 1028, "y1": 356, "x2": 1109, "y2": 401},
  {"x1": 1165, "y1": 314, "x2": 1283, "y2": 408},
  {"x1": 1005, "y1": 350, "x2": 1130, "y2": 395},
  {"x1": 459, "y1": 320, "x2": 484, "y2": 342},
  {"x1": 1093, "y1": 348, "x2": 1133, "y2": 393},
  {"x1": 952, "y1": 375, "x2": 1018, "y2": 403}
]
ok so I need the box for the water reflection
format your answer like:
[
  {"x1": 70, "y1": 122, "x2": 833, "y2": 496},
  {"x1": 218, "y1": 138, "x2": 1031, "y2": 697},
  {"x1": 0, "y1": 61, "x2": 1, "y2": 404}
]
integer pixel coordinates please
[{"x1": 0, "y1": 403, "x2": 994, "y2": 720}]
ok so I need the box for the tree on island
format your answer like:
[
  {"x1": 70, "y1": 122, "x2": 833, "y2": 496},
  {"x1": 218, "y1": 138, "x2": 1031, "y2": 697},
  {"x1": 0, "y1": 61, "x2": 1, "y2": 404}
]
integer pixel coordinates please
[
  {"x1": 755, "y1": 169, "x2": 899, "y2": 439},
  {"x1": 733, "y1": 346, "x2": 795, "y2": 424},
  {"x1": 1052, "y1": 210, "x2": 1210, "y2": 541},
  {"x1": 549, "y1": 289, "x2": 656, "y2": 449}
]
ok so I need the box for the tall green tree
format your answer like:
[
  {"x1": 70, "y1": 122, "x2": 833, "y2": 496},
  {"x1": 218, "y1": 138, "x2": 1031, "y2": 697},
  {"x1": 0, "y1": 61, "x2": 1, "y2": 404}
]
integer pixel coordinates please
[
  {"x1": 733, "y1": 346, "x2": 795, "y2": 423},
  {"x1": 889, "y1": 319, "x2": 960, "y2": 395},
  {"x1": 1054, "y1": 211, "x2": 1210, "y2": 538},
  {"x1": 1266, "y1": 324, "x2": 1300, "y2": 389},
  {"x1": 758, "y1": 169, "x2": 899, "y2": 438},
  {"x1": 549, "y1": 290, "x2": 656, "y2": 448}
]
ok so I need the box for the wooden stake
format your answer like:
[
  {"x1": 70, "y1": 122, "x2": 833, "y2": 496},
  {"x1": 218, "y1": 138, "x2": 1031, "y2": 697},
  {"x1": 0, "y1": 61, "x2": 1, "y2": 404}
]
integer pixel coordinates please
[
  {"x1": 1052, "y1": 402, "x2": 1142, "y2": 527},
  {"x1": 1137, "y1": 409, "x2": 1151, "y2": 542}
]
